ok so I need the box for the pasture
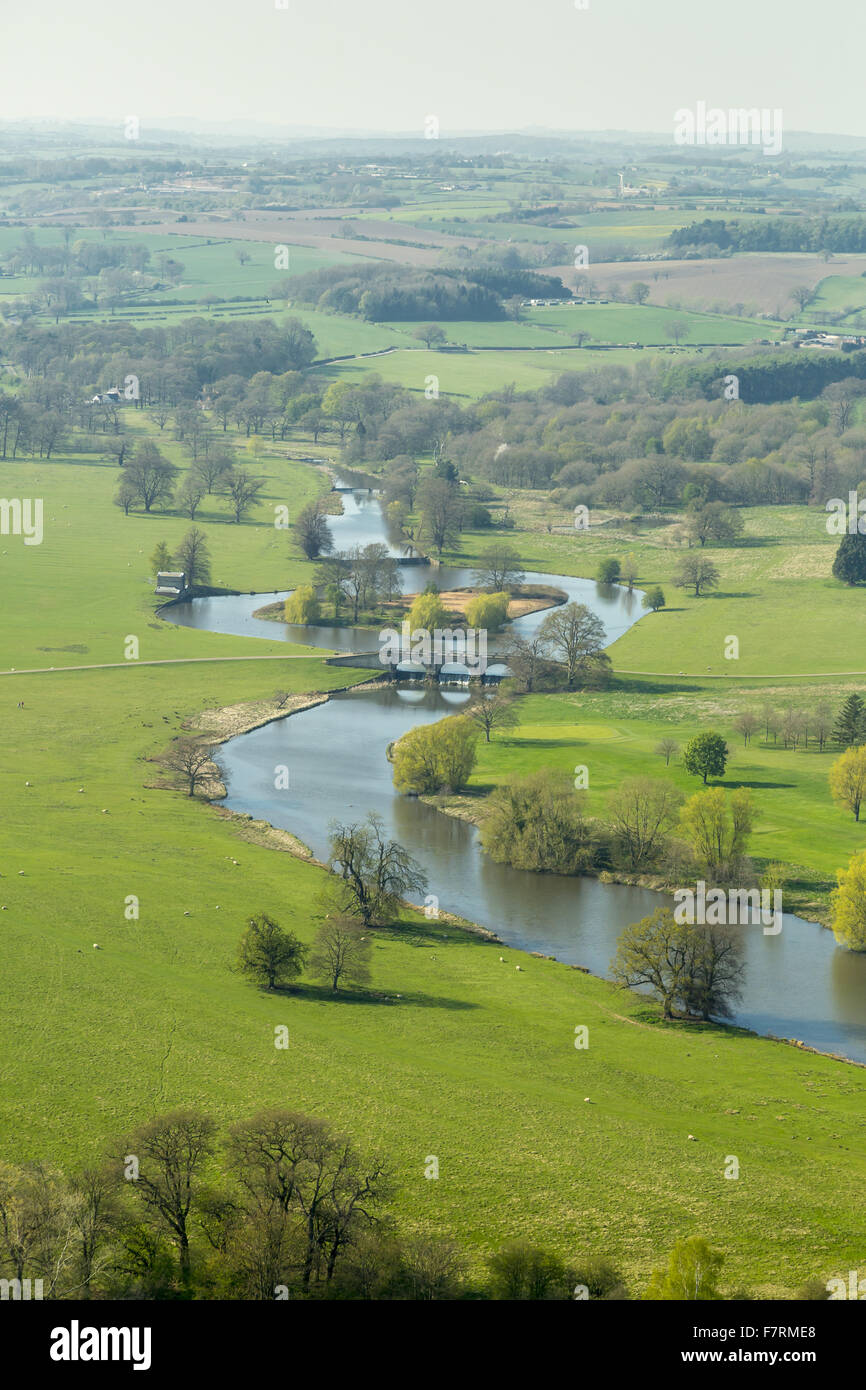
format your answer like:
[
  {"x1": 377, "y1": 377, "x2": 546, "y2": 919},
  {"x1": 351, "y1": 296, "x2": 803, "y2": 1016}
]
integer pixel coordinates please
[{"x1": 1, "y1": 447, "x2": 864, "y2": 1294}]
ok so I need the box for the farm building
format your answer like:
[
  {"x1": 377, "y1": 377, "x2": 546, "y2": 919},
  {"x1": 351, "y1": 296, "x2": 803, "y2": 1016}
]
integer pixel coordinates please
[{"x1": 155, "y1": 571, "x2": 188, "y2": 597}]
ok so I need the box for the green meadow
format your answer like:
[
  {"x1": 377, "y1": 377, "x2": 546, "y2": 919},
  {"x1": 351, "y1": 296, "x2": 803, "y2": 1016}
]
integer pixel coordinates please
[{"x1": 2, "y1": 443, "x2": 866, "y2": 1296}]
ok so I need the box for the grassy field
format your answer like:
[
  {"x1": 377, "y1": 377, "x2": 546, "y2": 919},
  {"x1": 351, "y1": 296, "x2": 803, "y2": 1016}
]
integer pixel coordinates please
[
  {"x1": 2, "y1": 445, "x2": 866, "y2": 1296},
  {"x1": 468, "y1": 683, "x2": 866, "y2": 914},
  {"x1": 439, "y1": 504, "x2": 866, "y2": 680},
  {"x1": 0, "y1": 228, "x2": 357, "y2": 322},
  {"x1": 316, "y1": 345, "x2": 662, "y2": 396}
]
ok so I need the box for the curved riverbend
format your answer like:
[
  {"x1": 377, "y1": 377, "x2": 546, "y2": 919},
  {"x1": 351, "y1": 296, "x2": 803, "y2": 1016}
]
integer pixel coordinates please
[{"x1": 165, "y1": 482, "x2": 866, "y2": 1064}]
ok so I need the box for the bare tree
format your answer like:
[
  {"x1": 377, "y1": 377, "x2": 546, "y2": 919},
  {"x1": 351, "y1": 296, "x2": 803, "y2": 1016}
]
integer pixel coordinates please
[
  {"x1": 733, "y1": 712, "x2": 760, "y2": 747},
  {"x1": 173, "y1": 527, "x2": 211, "y2": 587},
  {"x1": 655, "y1": 737, "x2": 679, "y2": 766},
  {"x1": 223, "y1": 467, "x2": 266, "y2": 523},
  {"x1": 158, "y1": 738, "x2": 217, "y2": 796},
  {"x1": 119, "y1": 1111, "x2": 216, "y2": 1284},
  {"x1": 326, "y1": 813, "x2": 427, "y2": 927},
  {"x1": 309, "y1": 918, "x2": 372, "y2": 992},
  {"x1": 473, "y1": 543, "x2": 526, "y2": 592},
  {"x1": 467, "y1": 693, "x2": 521, "y2": 743},
  {"x1": 538, "y1": 602, "x2": 606, "y2": 689},
  {"x1": 606, "y1": 777, "x2": 682, "y2": 871}
]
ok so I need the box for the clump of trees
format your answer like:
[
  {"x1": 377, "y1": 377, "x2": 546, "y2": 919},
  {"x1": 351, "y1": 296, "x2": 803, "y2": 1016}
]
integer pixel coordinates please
[{"x1": 480, "y1": 769, "x2": 610, "y2": 874}]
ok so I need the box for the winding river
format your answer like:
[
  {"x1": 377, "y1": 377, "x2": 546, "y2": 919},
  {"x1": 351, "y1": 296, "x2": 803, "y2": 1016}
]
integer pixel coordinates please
[{"x1": 166, "y1": 483, "x2": 866, "y2": 1065}]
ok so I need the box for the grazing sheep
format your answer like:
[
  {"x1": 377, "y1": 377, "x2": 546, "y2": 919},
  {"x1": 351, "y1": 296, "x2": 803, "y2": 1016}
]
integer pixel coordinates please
[
  {"x1": 515, "y1": 965, "x2": 522, "y2": 971},
  {"x1": 499, "y1": 956, "x2": 505, "y2": 962},
  {"x1": 687, "y1": 1134, "x2": 696, "y2": 1141},
  {"x1": 93, "y1": 944, "x2": 100, "y2": 950}
]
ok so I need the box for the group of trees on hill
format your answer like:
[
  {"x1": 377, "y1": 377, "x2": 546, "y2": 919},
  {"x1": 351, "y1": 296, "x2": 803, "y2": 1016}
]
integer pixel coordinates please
[
  {"x1": 287, "y1": 260, "x2": 570, "y2": 323},
  {"x1": 668, "y1": 215, "x2": 866, "y2": 256}
]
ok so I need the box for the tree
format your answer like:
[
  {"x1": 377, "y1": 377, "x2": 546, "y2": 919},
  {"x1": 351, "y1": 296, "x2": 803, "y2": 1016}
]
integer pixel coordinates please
[
  {"x1": 480, "y1": 769, "x2": 605, "y2": 875},
  {"x1": 120, "y1": 443, "x2": 177, "y2": 513},
  {"x1": 663, "y1": 318, "x2": 689, "y2": 346},
  {"x1": 223, "y1": 468, "x2": 265, "y2": 523},
  {"x1": 597, "y1": 557, "x2": 621, "y2": 584},
  {"x1": 464, "y1": 591, "x2": 510, "y2": 632},
  {"x1": 151, "y1": 541, "x2": 172, "y2": 574},
  {"x1": 173, "y1": 527, "x2": 211, "y2": 587},
  {"x1": 158, "y1": 738, "x2": 216, "y2": 797},
  {"x1": 392, "y1": 715, "x2": 478, "y2": 794},
  {"x1": 683, "y1": 926, "x2": 745, "y2": 1020},
  {"x1": 284, "y1": 585, "x2": 320, "y2": 624},
  {"x1": 830, "y1": 849, "x2": 866, "y2": 950},
  {"x1": 398, "y1": 1234, "x2": 466, "y2": 1301},
  {"x1": 326, "y1": 813, "x2": 428, "y2": 926},
  {"x1": 673, "y1": 555, "x2": 720, "y2": 597},
  {"x1": 612, "y1": 909, "x2": 694, "y2": 1020},
  {"x1": 733, "y1": 711, "x2": 760, "y2": 747},
  {"x1": 686, "y1": 501, "x2": 743, "y2": 548},
  {"x1": 294, "y1": 503, "x2": 333, "y2": 561},
  {"x1": 195, "y1": 449, "x2": 234, "y2": 493},
  {"x1": 790, "y1": 285, "x2": 815, "y2": 313},
  {"x1": 629, "y1": 281, "x2": 650, "y2": 305},
  {"x1": 236, "y1": 913, "x2": 307, "y2": 990},
  {"x1": 681, "y1": 731, "x2": 728, "y2": 784},
  {"x1": 487, "y1": 1240, "x2": 569, "y2": 1301},
  {"x1": 176, "y1": 472, "x2": 206, "y2": 520},
  {"x1": 679, "y1": 787, "x2": 755, "y2": 876},
  {"x1": 831, "y1": 533, "x2": 866, "y2": 585},
  {"x1": 467, "y1": 692, "x2": 520, "y2": 743},
  {"x1": 644, "y1": 1236, "x2": 724, "y2": 1301},
  {"x1": 829, "y1": 745, "x2": 866, "y2": 821},
  {"x1": 501, "y1": 633, "x2": 553, "y2": 693},
  {"x1": 114, "y1": 480, "x2": 138, "y2": 516},
  {"x1": 538, "y1": 602, "x2": 606, "y2": 690},
  {"x1": 642, "y1": 586, "x2": 666, "y2": 612},
  {"x1": 621, "y1": 554, "x2": 639, "y2": 589},
  {"x1": 413, "y1": 323, "x2": 446, "y2": 349},
  {"x1": 606, "y1": 777, "x2": 682, "y2": 871},
  {"x1": 309, "y1": 918, "x2": 372, "y2": 992},
  {"x1": 418, "y1": 477, "x2": 461, "y2": 556},
  {"x1": 834, "y1": 693, "x2": 866, "y2": 748},
  {"x1": 655, "y1": 737, "x2": 679, "y2": 766},
  {"x1": 407, "y1": 589, "x2": 451, "y2": 633},
  {"x1": 814, "y1": 701, "x2": 833, "y2": 753},
  {"x1": 226, "y1": 1111, "x2": 390, "y2": 1291},
  {"x1": 473, "y1": 544, "x2": 525, "y2": 592},
  {"x1": 120, "y1": 1110, "x2": 216, "y2": 1284}
]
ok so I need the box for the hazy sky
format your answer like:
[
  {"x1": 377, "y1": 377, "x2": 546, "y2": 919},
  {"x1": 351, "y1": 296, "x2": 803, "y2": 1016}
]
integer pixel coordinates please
[{"x1": 3, "y1": 0, "x2": 862, "y2": 138}]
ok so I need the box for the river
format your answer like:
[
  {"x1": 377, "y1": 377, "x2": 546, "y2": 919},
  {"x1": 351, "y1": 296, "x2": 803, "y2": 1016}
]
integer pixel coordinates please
[{"x1": 165, "y1": 480, "x2": 866, "y2": 1064}]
